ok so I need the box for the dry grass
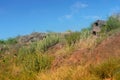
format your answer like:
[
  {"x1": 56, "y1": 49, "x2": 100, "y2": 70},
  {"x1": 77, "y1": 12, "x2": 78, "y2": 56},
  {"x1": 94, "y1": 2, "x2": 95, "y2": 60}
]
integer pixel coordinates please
[
  {"x1": 77, "y1": 36, "x2": 97, "y2": 49},
  {"x1": 37, "y1": 65, "x2": 100, "y2": 80}
]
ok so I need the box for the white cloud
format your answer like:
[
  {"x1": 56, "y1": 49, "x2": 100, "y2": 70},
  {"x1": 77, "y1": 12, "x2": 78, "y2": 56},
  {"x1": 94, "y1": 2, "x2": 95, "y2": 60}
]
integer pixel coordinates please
[
  {"x1": 84, "y1": 15, "x2": 102, "y2": 20},
  {"x1": 58, "y1": 14, "x2": 72, "y2": 21},
  {"x1": 58, "y1": 1, "x2": 88, "y2": 21},
  {"x1": 71, "y1": 1, "x2": 88, "y2": 13},
  {"x1": 65, "y1": 14, "x2": 72, "y2": 19},
  {"x1": 109, "y1": 6, "x2": 120, "y2": 15},
  {"x1": 71, "y1": 2, "x2": 88, "y2": 9}
]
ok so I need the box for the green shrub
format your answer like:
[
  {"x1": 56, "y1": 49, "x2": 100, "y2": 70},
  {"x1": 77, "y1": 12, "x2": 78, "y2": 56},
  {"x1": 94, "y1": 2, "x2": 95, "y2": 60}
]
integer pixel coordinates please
[
  {"x1": 95, "y1": 32, "x2": 108, "y2": 46},
  {"x1": 106, "y1": 14, "x2": 120, "y2": 32},
  {"x1": 36, "y1": 33, "x2": 60, "y2": 53},
  {"x1": 21, "y1": 33, "x2": 60, "y2": 53},
  {"x1": 0, "y1": 40, "x2": 5, "y2": 44},
  {"x1": 114, "y1": 71, "x2": 120, "y2": 80},
  {"x1": 80, "y1": 28, "x2": 91, "y2": 39},
  {"x1": 95, "y1": 13, "x2": 120, "y2": 45},
  {"x1": 23, "y1": 53, "x2": 52, "y2": 73},
  {"x1": 18, "y1": 48, "x2": 52, "y2": 73},
  {"x1": 90, "y1": 58, "x2": 120, "y2": 79},
  {"x1": 64, "y1": 31, "x2": 80, "y2": 46},
  {"x1": 64, "y1": 29, "x2": 91, "y2": 46},
  {"x1": 5, "y1": 38, "x2": 17, "y2": 45}
]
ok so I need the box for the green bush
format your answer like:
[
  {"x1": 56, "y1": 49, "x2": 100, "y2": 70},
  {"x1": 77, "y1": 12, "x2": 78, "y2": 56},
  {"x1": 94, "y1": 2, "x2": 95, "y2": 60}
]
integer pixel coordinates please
[
  {"x1": 21, "y1": 33, "x2": 60, "y2": 53},
  {"x1": 36, "y1": 33, "x2": 60, "y2": 53},
  {"x1": 64, "y1": 29, "x2": 91, "y2": 46},
  {"x1": 5, "y1": 38, "x2": 17, "y2": 45},
  {"x1": 96, "y1": 14, "x2": 120, "y2": 45},
  {"x1": 114, "y1": 71, "x2": 120, "y2": 80},
  {"x1": 18, "y1": 48, "x2": 52, "y2": 73},
  {"x1": 0, "y1": 40, "x2": 5, "y2": 44},
  {"x1": 106, "y1": 14, "x2": 120, "y2": 32},
  {"x1": 23, "y1": 53, "x2": 52, "y2": 73},
  {"x1": 90, "y1": 58, "x2": 120, "y2": 79},
  {"x1": 64, "y1": 31, "x2": 80, "y2": 46},
  {"x1": 80, "y1": 28, "x2": 91, "y2": 39}
]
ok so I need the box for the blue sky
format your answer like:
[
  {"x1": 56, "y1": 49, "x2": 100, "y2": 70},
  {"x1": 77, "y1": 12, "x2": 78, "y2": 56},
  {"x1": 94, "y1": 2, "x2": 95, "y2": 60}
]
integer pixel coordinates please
[{"x1": 0, "y1": 0, "x2": 120, "y2": 39}]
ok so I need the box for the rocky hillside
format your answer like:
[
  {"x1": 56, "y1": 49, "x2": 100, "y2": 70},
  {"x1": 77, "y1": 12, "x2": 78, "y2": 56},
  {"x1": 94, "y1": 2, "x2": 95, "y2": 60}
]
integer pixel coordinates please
[{"x1": 17, "y1": 32, "x2": 46, "y2": 44}]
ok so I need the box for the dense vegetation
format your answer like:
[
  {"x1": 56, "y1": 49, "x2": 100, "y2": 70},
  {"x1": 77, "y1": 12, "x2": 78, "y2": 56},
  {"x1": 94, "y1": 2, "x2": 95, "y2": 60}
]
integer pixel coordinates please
[{"x1": 0, "y1": 13, "x2": 120, "y2": 80}]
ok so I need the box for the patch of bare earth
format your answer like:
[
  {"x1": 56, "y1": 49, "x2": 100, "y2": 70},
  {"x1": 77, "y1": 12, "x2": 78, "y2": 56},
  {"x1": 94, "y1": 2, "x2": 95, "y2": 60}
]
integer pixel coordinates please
[
  {"x1": 52, "y1": 33, "x2": 120, "y2": 68},
  {"x1": 92, "y1": 33, "x2": 120, "y2": 62}
]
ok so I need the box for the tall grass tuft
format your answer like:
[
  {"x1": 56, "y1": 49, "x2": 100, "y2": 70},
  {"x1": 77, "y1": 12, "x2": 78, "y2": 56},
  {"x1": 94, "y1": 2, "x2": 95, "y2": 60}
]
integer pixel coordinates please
[
  {"x1": 37, "y1": 65, "x2": 100, "y2": 80},
  {"x1": 17, "y1": 47, "x2": 53, "y2": 73},
  {"x1": 89, "y1": 58, "x2": 120, "y2": 79},
  {"x1": 35, "y1": 33, "x2": 60, "y2": 53},
  {"x1": 64, "y1": 31, "x2": 80, "y2": 46}
]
